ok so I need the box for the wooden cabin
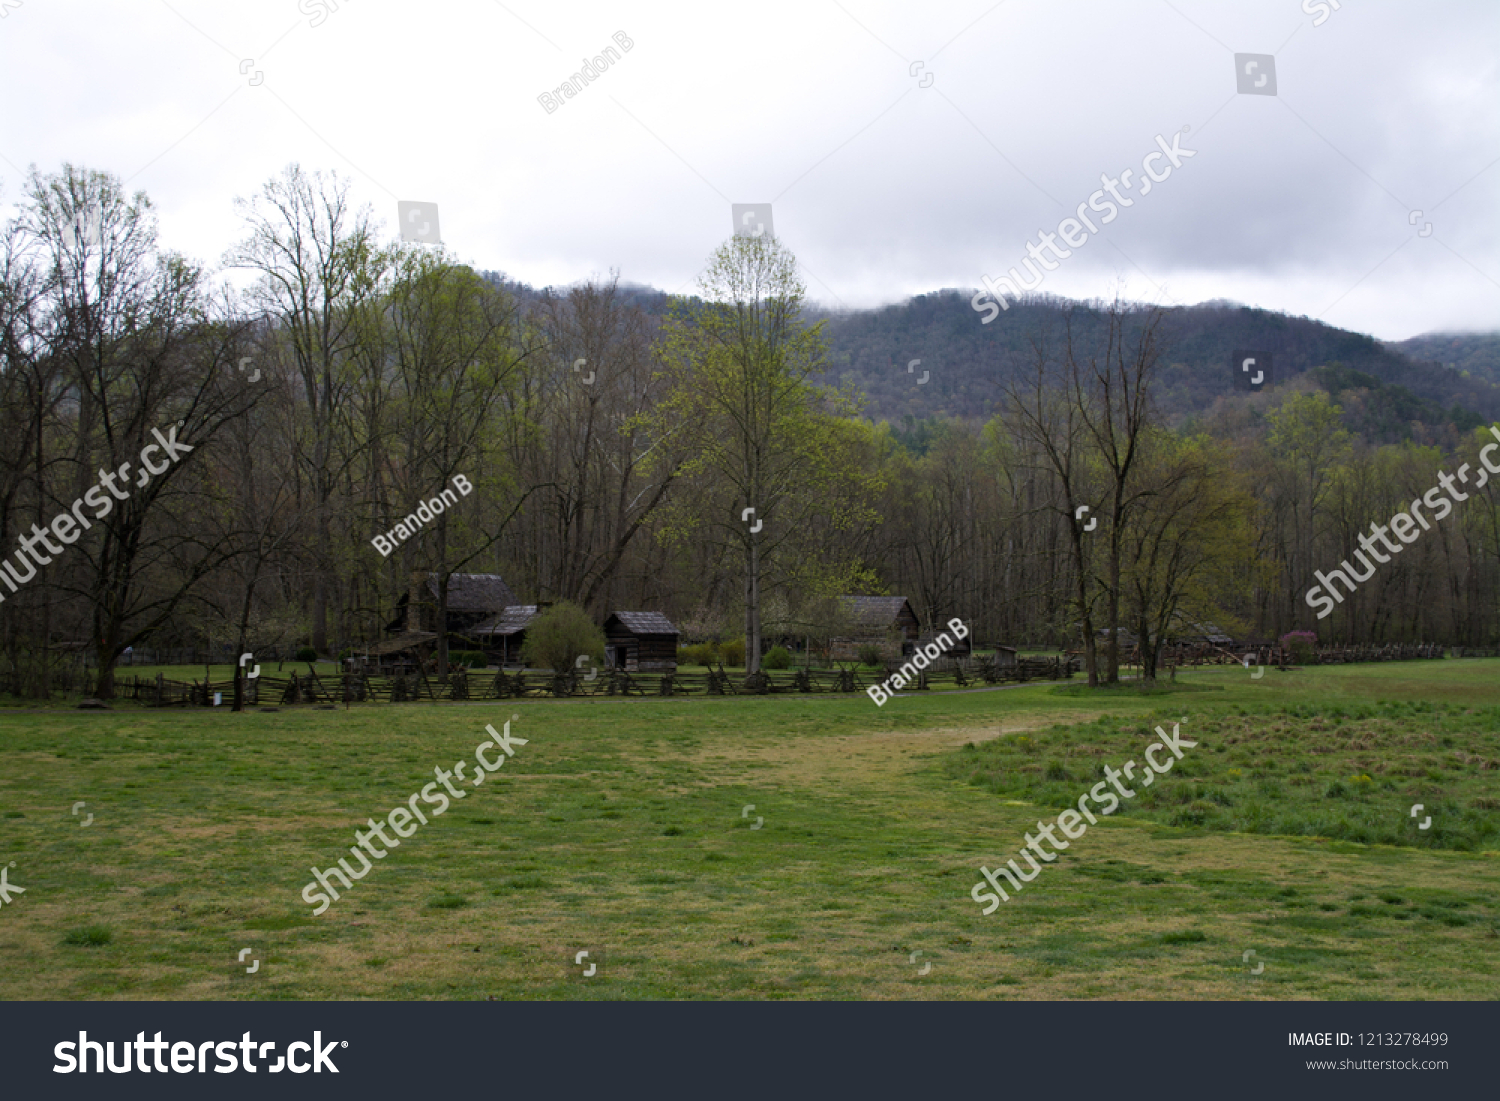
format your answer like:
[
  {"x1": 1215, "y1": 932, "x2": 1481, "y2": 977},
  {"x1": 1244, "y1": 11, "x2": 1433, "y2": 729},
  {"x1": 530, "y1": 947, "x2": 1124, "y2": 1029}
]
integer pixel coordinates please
[
  {"x1": 466, "y1": 605, "x2": 547, "y2": 667},
  {"x1": 603, "y1": 612, "x2": 679, "y2": 672},
  {"x1": 829, "y1": 596, "x2": 921, "y2": 661},
  {"x1": 360, "y1": 631, "x2": 439, "y2": 674},
  {"x1": 1168, "y1": 619, "x2": 1236, "y2": 647},
  {"x1": 386, "y1": 572, "x2": 520, "y2": 641}
]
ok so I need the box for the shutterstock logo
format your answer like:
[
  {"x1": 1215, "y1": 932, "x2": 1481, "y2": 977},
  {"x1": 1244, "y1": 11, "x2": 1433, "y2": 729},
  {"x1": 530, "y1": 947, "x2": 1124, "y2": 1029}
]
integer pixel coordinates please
[
  {"x1": 1232, "y1": 350, "x2": 1272, "y2": 391},
  {"x1": 55, "y1": 1031, "x2": 345, "y2": 1074},
  {"x1": 1235, "y1": 53, "x2": 1277, "y2": 96},
  {"x1": 732, "y1": 203, "x2": 774, "y2": 239}
]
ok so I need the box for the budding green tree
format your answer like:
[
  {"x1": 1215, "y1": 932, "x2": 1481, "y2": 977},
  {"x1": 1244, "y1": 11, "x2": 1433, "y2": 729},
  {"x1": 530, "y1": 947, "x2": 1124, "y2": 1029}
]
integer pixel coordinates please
[{"x1": 648, "y1": 234, "x2": 880, "y2": 674}]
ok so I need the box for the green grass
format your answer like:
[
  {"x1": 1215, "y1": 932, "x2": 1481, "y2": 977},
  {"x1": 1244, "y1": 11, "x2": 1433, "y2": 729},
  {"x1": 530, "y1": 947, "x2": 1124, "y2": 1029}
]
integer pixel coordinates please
[
  {"x1": 949, "y1": 701, "x2": 1500, "y2": 850},
  {"x1": 0, "y1": 659, "x2": 1497, "y2": 999},
  {"x1": 62, "y1": 925, "x2": 114, "y2": 947}
]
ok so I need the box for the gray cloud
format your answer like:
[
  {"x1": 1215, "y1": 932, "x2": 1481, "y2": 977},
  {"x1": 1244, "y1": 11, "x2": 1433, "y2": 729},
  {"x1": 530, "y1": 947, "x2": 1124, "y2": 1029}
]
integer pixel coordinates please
[{"x1": 0, "y1": 0, "x2": 1493, "y2": 338}]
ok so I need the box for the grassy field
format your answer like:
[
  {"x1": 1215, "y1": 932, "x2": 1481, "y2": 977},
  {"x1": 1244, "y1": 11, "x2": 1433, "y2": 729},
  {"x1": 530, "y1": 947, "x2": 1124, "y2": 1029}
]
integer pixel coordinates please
[{"x1": 0, "y1": 659, "x2": 1496, "y2": 1000}]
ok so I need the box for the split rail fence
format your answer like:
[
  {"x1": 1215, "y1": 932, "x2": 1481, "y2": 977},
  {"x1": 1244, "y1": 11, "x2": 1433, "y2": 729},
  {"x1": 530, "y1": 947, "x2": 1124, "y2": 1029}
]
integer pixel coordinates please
[
  {"x1": 116, "y1": 654, "x2": 1080, "y2": 707},
  {"x1": 26, "y1": 643, "x2": 1494, "y2": 708},
  {"x1": 1151, "y1": 642, "x2": 1451, "y2": 668}
]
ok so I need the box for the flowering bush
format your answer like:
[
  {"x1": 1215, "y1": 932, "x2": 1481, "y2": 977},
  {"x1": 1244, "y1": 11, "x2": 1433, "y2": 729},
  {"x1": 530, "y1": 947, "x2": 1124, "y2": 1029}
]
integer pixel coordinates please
[{"x1": 1280, "y1": 630, "x2": 1317, "y2": 663}]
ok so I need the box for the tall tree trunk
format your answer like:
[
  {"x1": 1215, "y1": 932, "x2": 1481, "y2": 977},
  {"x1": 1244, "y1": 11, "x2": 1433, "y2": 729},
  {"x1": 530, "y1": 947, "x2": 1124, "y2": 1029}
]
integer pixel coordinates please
[{"x1": 745, "y1": 534, "x2": 762, "y2": 673}]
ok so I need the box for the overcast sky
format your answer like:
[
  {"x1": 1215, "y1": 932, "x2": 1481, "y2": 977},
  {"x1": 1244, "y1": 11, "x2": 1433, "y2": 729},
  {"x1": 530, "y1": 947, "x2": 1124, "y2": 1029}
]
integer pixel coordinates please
[{"x1": 1, "y1": 0, "x2": 1495, "y2": 340}]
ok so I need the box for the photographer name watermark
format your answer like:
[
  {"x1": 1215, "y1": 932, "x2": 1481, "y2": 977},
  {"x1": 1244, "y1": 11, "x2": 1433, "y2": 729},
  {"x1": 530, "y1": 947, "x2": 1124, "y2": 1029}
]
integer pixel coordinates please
[
  {"x1": 538, "y1": 32, "x2": 634, "y2": 114},
  {"x1": 866, "y1": 618, "x2": 969, "y2": 706},
  {"x1": 370, "y1": 474, "x2": 473, "y2": 558}
]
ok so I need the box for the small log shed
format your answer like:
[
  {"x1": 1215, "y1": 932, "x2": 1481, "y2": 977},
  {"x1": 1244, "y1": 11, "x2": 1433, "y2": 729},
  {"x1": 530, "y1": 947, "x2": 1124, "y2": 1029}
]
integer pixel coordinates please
[
  {"x1": 904, "y1": 629, "x2": 975, "y2": 659},
  {"x1": 603, "y1": 612, "x2": 679, "y2": 672},
  {"x1": 830, "y1": 596, "x2": 921, "y2": 661},
  {"x1": 466, "y1": 605, "x2": 546, "y2": 667}
]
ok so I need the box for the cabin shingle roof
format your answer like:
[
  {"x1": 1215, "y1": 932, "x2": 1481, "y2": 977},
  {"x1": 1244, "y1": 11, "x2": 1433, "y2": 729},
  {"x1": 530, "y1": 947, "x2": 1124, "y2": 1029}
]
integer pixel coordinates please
[
  {"x1": 606, "y1": 611, "x2": 678, "y2": 636},
  {"x1": 424, "y1": 573, "x2": 519, "y2": 614},
  {"x1": 365, "y1": 631, "x2": 438, "y2": 655},
  {"x1": 840, "y1": 595, "x2": 915, "y2": 630},
  {"x1": 468, "y1": 605, "x2": 541, "y2": 637}
]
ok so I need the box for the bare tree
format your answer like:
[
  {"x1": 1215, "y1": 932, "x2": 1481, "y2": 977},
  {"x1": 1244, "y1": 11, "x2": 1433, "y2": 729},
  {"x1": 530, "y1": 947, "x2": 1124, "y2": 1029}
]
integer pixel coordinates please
[
  {"x1": 1002, "y1": 332, "x2": 1104, "y2": 685},
  {"x1": 1066, "y1": 301, "x2": 1170, "y2": 684},
  {"x1": 225, "y1": 164, "x2": 386, "y2": 655},
  {"x1": 17, "y1": 165, "x2": 261, "y2": 697}
]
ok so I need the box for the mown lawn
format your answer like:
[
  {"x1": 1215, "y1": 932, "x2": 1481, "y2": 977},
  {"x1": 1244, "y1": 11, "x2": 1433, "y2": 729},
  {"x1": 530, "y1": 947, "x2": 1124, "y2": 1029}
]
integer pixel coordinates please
[{"x1": 0, "y1": 659, "x2": 1496, "y2": 999}]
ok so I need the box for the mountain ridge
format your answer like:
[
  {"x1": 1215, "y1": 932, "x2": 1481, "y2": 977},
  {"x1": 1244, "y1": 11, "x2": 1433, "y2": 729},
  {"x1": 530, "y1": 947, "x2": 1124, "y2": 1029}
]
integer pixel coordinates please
[{"x1": 480, "y1": 272, "x2": 1499, "y2": 441}]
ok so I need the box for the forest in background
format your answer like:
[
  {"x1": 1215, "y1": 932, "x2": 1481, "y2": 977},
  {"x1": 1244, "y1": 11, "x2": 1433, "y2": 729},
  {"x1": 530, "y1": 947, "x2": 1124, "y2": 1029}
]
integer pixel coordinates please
[{"x1": 2, "y1": 162, "x2": 1498, "y2": 698}]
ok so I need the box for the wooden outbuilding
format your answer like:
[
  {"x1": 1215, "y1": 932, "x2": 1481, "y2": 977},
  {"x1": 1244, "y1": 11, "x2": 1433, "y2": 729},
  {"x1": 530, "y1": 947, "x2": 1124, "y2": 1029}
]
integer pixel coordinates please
[
  {"x1": 387, "y1": 572, "x2": 520, "y2": 639},
  {"x1": 829, "y1": 595, "x2": 921, "y2": 661},
  {"x1": 465, "y1": 605, "x2": 546, "y2": 666},
  {"x1": 1168, "y1": 619, "x2": 1236, "y2": 647},
  {"x1": 903, "y1": 629, "x2": 974, "y2": 659},
  {"x1": 603, "y1": 612, "x2": 679, "y2": 672},
  {"x1": 359, "y1": 631, "x2": 438, "y2": 674}
]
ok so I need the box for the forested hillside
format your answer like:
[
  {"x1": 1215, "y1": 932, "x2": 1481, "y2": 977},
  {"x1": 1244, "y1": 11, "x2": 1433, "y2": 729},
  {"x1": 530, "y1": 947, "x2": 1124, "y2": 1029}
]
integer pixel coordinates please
[
  {"x1": 807, "y1": 292, "x2": 1500, "y2": 437},
  {"x1": 1390, "y1": 331, "x2": 1500, "y2": 387}
]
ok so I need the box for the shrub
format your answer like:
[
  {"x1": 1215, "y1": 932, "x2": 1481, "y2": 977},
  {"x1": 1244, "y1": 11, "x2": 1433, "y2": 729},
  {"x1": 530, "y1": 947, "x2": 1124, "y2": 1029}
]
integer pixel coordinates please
[
  {"x1": 1280, "y1": 630, "x2": 1317, "y2": 664},
  {"x1": 719, "y1": 638, "x2": 746, "y2": 666},
  {"x1": 857, "y1": 643, "x2": 883, "y2": 667},
  {"x1": 519, "y1": 601, "x2": 605, "y2": 673},
  {"x1": 454, "y1": 650, "x2": 487, "y2": 669},
  {"x1": 762, "y1": 645, "x2": 792, "y2": 669},
  {"x1": 337, "y1": 647, "x2": 354, "y2": 660},
  {"x1": 295, "y1": 646, "x2": 318, "y2": 663},
  {"x1": 679, "y1": 643, "x2": 718, "y2": 667}
]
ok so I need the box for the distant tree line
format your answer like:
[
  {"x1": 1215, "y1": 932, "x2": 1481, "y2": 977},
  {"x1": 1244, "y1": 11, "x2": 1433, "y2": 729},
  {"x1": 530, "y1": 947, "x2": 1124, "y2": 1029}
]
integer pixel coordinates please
[{"x1": 2, "y1": 163, "x2": 1497, "y2": 698}]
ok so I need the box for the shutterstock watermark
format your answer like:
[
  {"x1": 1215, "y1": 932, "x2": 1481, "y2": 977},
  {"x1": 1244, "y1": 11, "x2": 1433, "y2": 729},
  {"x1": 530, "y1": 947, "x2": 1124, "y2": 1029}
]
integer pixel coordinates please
[
  {"x1": 54, "y1": 1031, "x2": 343, "y2": 1074},
  {"x1": 865, "y1": 618, "x2": 968, "y2": 706},
  {"x1": 1302, "y1": 0, "x2": 1342, "y2": 27},
  {"x1": 538, "y1": 32, "x2": 633, "y2": 114},
  {"x1": 397, "y1": 201, "x2": 441, "y2": 245},
  {"x1": 969, "y1": 721, "x2": 1197, "y2": 913},
  {"x1": 0, "y1": 424, "x2": 193, "y2": 606},
  {"x1": 970, "y1": 129, "x2": 1196, "y2": 323},
  {"x1": 301, "y1": 716, "x2": 527, "y2": 914},
  {"x1": 0, "y1": 861, "x2": 23, "y2": 909},
  {"x1": 370, "y1": 474, "x2": 472, "y2": 558},
  {"x1": 1304, "y1": 424, "x2": 1500, "y2": 619}
]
